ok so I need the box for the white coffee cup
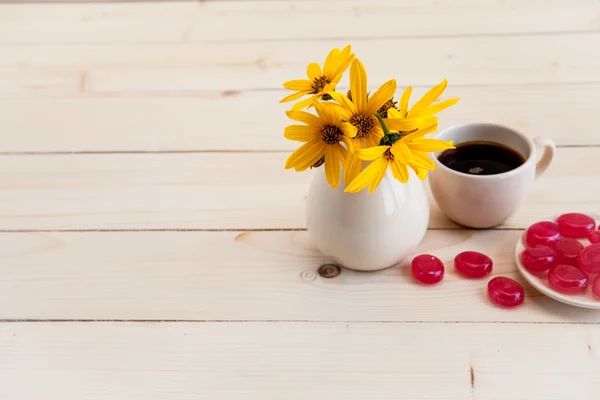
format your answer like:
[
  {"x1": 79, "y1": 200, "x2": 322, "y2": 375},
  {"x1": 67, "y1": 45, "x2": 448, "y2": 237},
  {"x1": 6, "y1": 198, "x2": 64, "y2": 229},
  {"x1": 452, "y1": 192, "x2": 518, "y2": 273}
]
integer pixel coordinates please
[{"x1": 429, "y1": 123, "x2": 555, "y2": 228}]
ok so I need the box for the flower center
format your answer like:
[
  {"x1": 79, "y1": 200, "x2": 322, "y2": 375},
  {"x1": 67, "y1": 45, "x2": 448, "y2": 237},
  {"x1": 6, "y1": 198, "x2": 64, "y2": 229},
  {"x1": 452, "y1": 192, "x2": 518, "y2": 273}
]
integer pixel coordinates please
[
  {"x1": 383, "y1": 149, "x2": 395, "y2": 162},
  {"x1": 321, "y1": 125, "x2": 342, "y2": 145},
  {"x1": 350, "y1": 114, "x2": 375, "y2": 138},
  {"x1": 311, "y1": 76, "x2": 330, "y2": 93}
]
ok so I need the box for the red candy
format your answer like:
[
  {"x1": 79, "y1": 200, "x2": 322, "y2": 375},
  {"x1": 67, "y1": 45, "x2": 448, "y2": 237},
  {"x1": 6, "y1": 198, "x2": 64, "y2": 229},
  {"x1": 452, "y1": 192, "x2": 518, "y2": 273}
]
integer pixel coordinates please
[
  {"x1": 411, "y1": 254, "x2": 444, "y2": 284},
  {"x1": 487, "y1": 277, "x2": 525, "y2": 307},
  {"x1": 557, "y1": 213, "x2": 596, "y2": 238},
  {"x1": 454, "y1": 251, "x2": 493, "y2": 278},
  {"x1": 526, "y1": 221, "x2": 560, "y2": 247},
  {"x1": 521, "y1": 246, "x2": 555, "y2": 274},
  {"x1": 555, "y1": 237, "x2": 584, "y2": 267},
  {"x1": 579, "y1": 243, "x2": 600, "y2": 274},
  {"x1": 548, "y1": 264, "x2": 589, "y2": 294},
  {"x1": 593, "y1": 276, "x2": 600, "y2": 299},
  {"x1": 588, "y1": 230, "x2": 600, "y2": 244}
]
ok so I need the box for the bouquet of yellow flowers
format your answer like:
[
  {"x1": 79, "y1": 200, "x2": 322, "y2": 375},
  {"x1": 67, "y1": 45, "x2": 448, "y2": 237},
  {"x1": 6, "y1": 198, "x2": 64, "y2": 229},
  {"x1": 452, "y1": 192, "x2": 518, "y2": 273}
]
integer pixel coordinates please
[{"x1": 281, "y1": 45, "x2": 459, "y2": 193}]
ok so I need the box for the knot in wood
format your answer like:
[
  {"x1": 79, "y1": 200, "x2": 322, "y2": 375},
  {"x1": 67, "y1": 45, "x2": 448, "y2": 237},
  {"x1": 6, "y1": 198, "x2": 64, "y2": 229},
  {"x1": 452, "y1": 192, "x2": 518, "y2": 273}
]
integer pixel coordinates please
[{"x1": 318, "y1": 264, "x2": 341, "y2": 278}]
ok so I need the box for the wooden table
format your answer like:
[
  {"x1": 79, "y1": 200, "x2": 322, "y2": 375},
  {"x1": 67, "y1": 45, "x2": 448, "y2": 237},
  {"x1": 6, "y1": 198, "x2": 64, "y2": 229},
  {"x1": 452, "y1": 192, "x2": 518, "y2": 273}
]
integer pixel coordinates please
[{"x1": 1, "y1": 1, "x2": 600, "y2": 398}]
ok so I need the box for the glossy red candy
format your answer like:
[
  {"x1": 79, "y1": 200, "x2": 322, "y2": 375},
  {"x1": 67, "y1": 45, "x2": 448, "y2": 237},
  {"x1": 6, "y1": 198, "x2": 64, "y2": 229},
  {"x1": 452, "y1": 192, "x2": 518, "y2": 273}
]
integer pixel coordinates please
[
  {"x1": 526, "y1": 221, "x2": 560, "y2": 247},
  {"x1": 588, "y1": 230, "x2": 600, "y2": 244},
  {"x1": 454, "y1": 251, "x2": 493, "y2": 278},
  {"x1": 411, "y1": 254, "x2": 444, "y2": 284},
  {"x1": 548, "y1": 264, "x2": 589, "y2": 294},
  {"x1": 521, "y1": 246, "x2": 555, "y2": 273},
  {"x1": 487, "y1": 277, "x2": 525, "y2": 308},
  {"x1": 593, "y1": 276, "x2": 600, "y2": 299},
  {"x1": 555, "y1": 237, "x2": 584, "y2": 267},
  {"x1": 556, "y1": 213, "x2": 596, "y2": 238},
  {"x1": 579, "y1": 243, "x2": 600, "y2": 274}
]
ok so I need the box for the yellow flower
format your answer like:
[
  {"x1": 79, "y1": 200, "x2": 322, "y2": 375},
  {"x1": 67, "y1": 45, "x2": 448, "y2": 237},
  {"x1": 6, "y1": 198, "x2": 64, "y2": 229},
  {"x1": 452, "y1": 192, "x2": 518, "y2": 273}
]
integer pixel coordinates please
[
  {"x1": 390, "y1": 79, "x2": 459, "y2": 121},
  {"x1": 284, "y1": 102, "x2": 357, "y2": 188},
  {"x1": 330, "y1": 59, "x2": 423, "y2": 184},
  {"x1": 280, "y1": 45, "x2": 355, "y2": 110},
  {"x1": 345, "y1": 121, "x2": 454, "y2": 193}
]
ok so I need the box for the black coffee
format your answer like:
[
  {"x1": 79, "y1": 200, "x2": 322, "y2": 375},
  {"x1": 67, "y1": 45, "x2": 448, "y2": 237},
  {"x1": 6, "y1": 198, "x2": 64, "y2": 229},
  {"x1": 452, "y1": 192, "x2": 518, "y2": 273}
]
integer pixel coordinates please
[{"x1": 438, "y1": 141, "x2": 525, "y2": 175}]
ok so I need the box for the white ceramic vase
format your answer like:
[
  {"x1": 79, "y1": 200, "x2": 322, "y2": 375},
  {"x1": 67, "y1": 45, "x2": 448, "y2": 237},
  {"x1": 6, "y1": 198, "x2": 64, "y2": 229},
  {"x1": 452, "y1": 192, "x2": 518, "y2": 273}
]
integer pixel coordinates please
[{"x1": 306, "y1": 168, "x2": 430, "y2": 271}]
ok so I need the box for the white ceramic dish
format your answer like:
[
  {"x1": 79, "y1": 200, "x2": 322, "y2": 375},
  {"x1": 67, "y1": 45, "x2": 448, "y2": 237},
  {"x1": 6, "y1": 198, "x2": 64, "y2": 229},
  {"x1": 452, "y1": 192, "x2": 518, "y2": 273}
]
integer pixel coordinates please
[{"x1": 515, "y1": 215, "x2": 600, "y2": 309}]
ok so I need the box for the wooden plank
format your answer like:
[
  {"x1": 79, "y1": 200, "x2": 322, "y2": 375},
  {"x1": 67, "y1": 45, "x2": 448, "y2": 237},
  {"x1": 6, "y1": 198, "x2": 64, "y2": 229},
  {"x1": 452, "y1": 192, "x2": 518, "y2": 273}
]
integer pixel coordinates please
[
  {"x1": 1, "y1": 322, "x2": 600, "y2": 399},
  {"x1": 0, "y1": 2, "x2": 195, "y2": 44},
  {"x1": 1, "y1": 33, "x2": 600, "y2": 98},
  {"x1": 1, "y1": 0, "x2": 598, "y2": 44},
  {"x1": 3, "y1": 229, "x2": 600, "y2": 322},
  {"x1": 1, "y1": 84, "x2": 599, "y2": 152},
  {"x1": 0, "y1": 148, "x2": 597, "y2": 230}
]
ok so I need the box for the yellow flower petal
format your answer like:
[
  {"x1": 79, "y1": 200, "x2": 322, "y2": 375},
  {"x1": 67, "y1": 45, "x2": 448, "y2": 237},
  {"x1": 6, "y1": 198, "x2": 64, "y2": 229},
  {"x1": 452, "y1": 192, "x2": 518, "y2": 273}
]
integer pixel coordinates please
[
  {"x1": 385, "y1": 117, "x2": 424, "y2": 132},
  {"x1": 408, "y1": 79, "x2": 448, "y2": 117},
  {"x1": 400, "y1": 118, "x2": 439, "y2": 142},
  {"x1": 390, "y1": 159, "x2": 409, "y2": 183},
  {"x1": 283, "y1": 79, "x2": 312, "y2": 91},
  {"x1": 285, "y1": 140, "x2": 326, "y2": 171},
  {"x1": 357, "y1": 145, "x2": 390, "y2": 161},
  {"x1": 280, "y1": 90, "x2": 311, "y2": 104},
  {"x1": 324, "y1": 146, "x2": 342, "y2": 188},
  {"x1": 345, "y1": 156, "x2": 388, "y2": 193},
  {"x1": 344, "y1": 140, "x2": 363, "y2": 185},
  {"x1": 314, "y1": 102, "x2": 345, "y2": 126},
  {"x1": 365, "y1": 79, "x2": 397, "y2": 115},
  {"x1": 330, "y1": 91, "x2": 358, "y2": 115},
  {"x1": 284, "y1": 125, "x2": 320, "y2": 142},
  {"x1": 407, "y1": 139, "x2": 455, "y2": 152},
  {"x1": 286, "y1": 110, "x2": 322, "y2": 127},
  {"x1": 365, "y1": 134, "x2": 381, "y2": 148},
  {"x1": 391, "y1": 141, "x2": 412, "y2": 163},
  {"x1": 331, "y1": 45, "x2": 355, "y2": 78},
  {"x1": 339, "y1": 134, "x2": 354, "y2": 153},
  {"x1": 340, "y1": 121, "x2": 358, "y2": 138},
  {"x1": 409, "y1": 164, "x2": 428, "y2": 180},
  {"x1": 350, "y1": 59, "x2": 368, "y2": 111},
  {"x1": 399, "y1": 86, "x2": 412, "y2": 117},
  {"x1": 409, "y1": 152, "x2": 436, "y2": 170},
  {"x1": 368, "y1": 157, "x2": 389, "y2": 193},
  {"x1": 387, "y1": 108, "x2": 402, "y2": 118},
  {"x1": 323, "y1": 48, "x2": 341, "y2": 78},
  {"x1": 306, "y1": 62, "x2": 322, "y2": 80},
  {"x1": 333, "y1": 142, "x2": 348, "y2": 161},
  {"x1": 291, "y1": 95, "x2": 318, "y2": 110},
  {"x1": 420, "y1": 98, "x2": 460, "y2": 119}
]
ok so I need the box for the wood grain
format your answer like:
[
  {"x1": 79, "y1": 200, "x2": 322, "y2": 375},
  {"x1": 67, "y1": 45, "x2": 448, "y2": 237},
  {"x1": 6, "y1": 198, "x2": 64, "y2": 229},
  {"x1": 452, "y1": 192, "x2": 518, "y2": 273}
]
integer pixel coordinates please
[
  {"x1": 2, "y1": 33, "x2": 600, "y2": 98},
  {"x1": 0, "y1": 148, "x2": 596, "y2": 230},
  {"x1": 2, "y1": 229, "x2": 600, "y2": 322},
  {"x1": 1, "y1": 0, "x2": 598, "y2": 44},
  {"x1": 1, "y1": 83, "x2": 599, "y2": 152},
  {"x1": 1, "y1": 322, "x2": 600, "y2": 399}
]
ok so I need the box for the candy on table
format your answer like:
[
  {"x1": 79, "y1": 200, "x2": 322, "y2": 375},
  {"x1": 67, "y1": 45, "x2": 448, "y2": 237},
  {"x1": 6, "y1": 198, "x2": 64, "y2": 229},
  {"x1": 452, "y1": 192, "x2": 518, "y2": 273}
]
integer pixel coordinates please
[
  {"x1": 556, "y1": 213, "x2": 596, "y2": 238},
  {"x1": 588, "y1": 230, "x2": 600, "y2": 244},
  {"x1": 411, "y1": 254, "x2": 444, "y2": 284},
  {"x1": 487, "y1": 277, "x2": 525, "y2": 308},
  {"x1": 454, "y1": 251, "x2": 493, "y2": 278},
  {"x1": 521, "y1": 245, "x2": 555, "y2": 274},
  {"x1": 526, "y1": 221, "x2": 560, "y2": 248},
  {"x1": 593, "y1": 276, "x2": 600, "y2": 299},
  {"x1": 548, "y1": 264, "x2": 589, "y2": 294},
  {"x1": 554, "y1": 237, "x2": 584, "y2": 267},
  {"x1": 579, "y1": 243, "x2": 600, "y2": 274}
]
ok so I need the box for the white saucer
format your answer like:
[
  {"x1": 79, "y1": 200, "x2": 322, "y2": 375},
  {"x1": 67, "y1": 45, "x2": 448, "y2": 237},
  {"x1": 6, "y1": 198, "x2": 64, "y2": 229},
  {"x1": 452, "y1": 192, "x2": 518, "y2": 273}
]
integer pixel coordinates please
[{"x1": 515, "y1": 215, "x2": 600, "y2": 309}]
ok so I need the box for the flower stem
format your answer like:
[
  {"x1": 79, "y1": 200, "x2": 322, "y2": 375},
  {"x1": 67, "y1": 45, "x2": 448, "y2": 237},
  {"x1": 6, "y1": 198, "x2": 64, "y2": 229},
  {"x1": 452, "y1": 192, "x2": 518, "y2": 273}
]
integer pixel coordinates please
[{"x1": 374, "y1": 113, "x2": 391, "y2": 136}]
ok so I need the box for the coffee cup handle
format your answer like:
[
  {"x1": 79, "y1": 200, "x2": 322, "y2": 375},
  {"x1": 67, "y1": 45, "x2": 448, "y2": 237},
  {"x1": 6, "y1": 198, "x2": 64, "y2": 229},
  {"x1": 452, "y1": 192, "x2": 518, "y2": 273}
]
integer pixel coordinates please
[{"x1": 533, "y1": 136, "x2": 555, "y2": 179}]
